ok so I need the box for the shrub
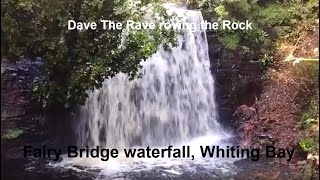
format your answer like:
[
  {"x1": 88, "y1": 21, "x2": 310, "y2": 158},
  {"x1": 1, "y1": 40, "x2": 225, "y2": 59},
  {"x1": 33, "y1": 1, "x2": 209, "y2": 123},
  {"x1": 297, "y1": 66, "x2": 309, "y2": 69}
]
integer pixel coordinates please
[{"x1": 299, "y1": 138, "x2": 317, "y2": 152}]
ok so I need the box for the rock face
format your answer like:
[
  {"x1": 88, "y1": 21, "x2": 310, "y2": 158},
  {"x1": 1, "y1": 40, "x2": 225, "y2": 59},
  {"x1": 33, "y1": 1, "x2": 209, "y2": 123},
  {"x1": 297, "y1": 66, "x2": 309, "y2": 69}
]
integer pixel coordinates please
[
  {"x1": 206, "y1": 31, "x2": 264, "y2": 129},
  {"x1": 1, "y1": 59, "x2": 43, "y2": 130},
  {"x1": 1, "y1": 59, "x2": 75, "y2": 153}
]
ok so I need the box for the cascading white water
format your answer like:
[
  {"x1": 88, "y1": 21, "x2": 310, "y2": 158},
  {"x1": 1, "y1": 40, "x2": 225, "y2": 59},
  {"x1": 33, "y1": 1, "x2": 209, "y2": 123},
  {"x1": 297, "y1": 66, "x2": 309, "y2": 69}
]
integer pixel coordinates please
[
  {"x1": 76, "y1": 6, "x2": 223, "y2": 150},
  {"x1": 52, "y1": 6, "x2": 239, "y2": 178}
]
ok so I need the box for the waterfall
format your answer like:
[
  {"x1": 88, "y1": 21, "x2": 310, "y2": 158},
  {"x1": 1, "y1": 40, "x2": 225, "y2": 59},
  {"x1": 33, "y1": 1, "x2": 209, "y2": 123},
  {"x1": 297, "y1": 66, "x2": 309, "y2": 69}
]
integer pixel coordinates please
[{"x1": 76, "y1": 6, "x2": 223, "y2": 150}]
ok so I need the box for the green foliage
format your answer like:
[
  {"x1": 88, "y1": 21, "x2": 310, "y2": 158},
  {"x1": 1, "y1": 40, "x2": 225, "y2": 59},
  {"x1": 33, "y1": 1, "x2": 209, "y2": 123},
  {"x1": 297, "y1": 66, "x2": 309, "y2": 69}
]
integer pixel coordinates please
[
  {"x1": 258, "y1": 54, "x2": 273, "y2": 67},
  {"x1": 301, "y1": 99, "x2": 319, "y2": 129},
  {"x1": 298, "y1": 94, "x2": 319, "y2": 154},
  {"x1": 299, "y1": 138, "x2": 317, "y2": 152},
  {"x1": 1, "y1": 0, "x2": 177, "y2": 109},
  {"x1": 214, "y1": 5, "x2": 228, "y2": 19},
  {"x1": 211, "y1": 0, "x2": 273, "y2": 57},
  {"x1": 218, "y1": 33, "x2": 240, "y2": 50},
  {"x1": 258, "y1": 4, "x2": 298, "y2": 26},
  {"x1": 199, "y1": 0, "x2": 319, "y2": 60},
  {"x1": 2, "y1": 129, "x2": 24, "y2": 139},
  {"x1": 260, "y1": 1, "x2": 318, "y2": 42}
]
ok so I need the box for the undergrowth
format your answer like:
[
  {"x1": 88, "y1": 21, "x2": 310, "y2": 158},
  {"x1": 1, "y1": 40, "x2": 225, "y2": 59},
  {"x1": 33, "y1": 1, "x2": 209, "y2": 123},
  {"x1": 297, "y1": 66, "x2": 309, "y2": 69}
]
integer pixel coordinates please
[{"x1": 185, "y1": 0, "x2": 319, "y2": 69}]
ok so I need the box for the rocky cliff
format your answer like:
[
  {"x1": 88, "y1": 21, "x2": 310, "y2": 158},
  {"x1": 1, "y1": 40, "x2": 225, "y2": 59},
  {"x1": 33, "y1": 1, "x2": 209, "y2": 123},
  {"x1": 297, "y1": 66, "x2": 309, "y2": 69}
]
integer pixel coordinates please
[
  {"x1": 1, "y1": 59, "x2": 43, "y2": 131},
  {"x1": 206, "y1": 31, "x2": 264, "y2": 129}
]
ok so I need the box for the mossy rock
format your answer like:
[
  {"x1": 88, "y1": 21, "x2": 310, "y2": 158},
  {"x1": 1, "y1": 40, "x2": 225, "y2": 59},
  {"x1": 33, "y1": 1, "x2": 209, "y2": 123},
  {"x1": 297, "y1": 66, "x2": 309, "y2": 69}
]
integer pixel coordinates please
[{"x1": 2, "y1": 129, "x2": 24, "y2": 140}]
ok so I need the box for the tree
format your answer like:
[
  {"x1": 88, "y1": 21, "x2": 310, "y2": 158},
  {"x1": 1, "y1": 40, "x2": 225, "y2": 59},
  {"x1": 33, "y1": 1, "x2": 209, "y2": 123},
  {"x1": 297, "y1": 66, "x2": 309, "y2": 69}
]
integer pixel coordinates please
[{"x1": 1, "y1": 0, "x2": 176, "y2": 109}]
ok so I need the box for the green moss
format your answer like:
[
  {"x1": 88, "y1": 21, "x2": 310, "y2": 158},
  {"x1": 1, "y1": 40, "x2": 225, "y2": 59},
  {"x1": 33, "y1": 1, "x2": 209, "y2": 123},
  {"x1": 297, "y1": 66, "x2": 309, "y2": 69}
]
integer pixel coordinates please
[{"x1": 2, "y1": 129, "x2": 24, "y2": 139}]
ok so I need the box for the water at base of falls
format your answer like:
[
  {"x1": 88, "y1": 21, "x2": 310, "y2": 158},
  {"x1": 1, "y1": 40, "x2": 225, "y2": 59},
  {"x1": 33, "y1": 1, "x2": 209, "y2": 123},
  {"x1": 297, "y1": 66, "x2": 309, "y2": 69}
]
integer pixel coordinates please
[
  {"x1": 52, "y1": 135, "x2": 239, "y2": 179},
  {"x1": 54, "y1": 4, "x2": 238, "y2": 178}
]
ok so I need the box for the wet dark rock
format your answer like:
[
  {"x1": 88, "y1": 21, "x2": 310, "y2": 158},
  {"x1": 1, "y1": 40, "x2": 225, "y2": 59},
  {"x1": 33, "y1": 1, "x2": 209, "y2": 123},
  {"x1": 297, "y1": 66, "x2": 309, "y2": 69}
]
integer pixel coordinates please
[
  {"x1": 1, "y1": 58, "x2": 43, "y2": 131},
  {"x1": 205, "y1": 30, "x2": 264, "y2": 130}
]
